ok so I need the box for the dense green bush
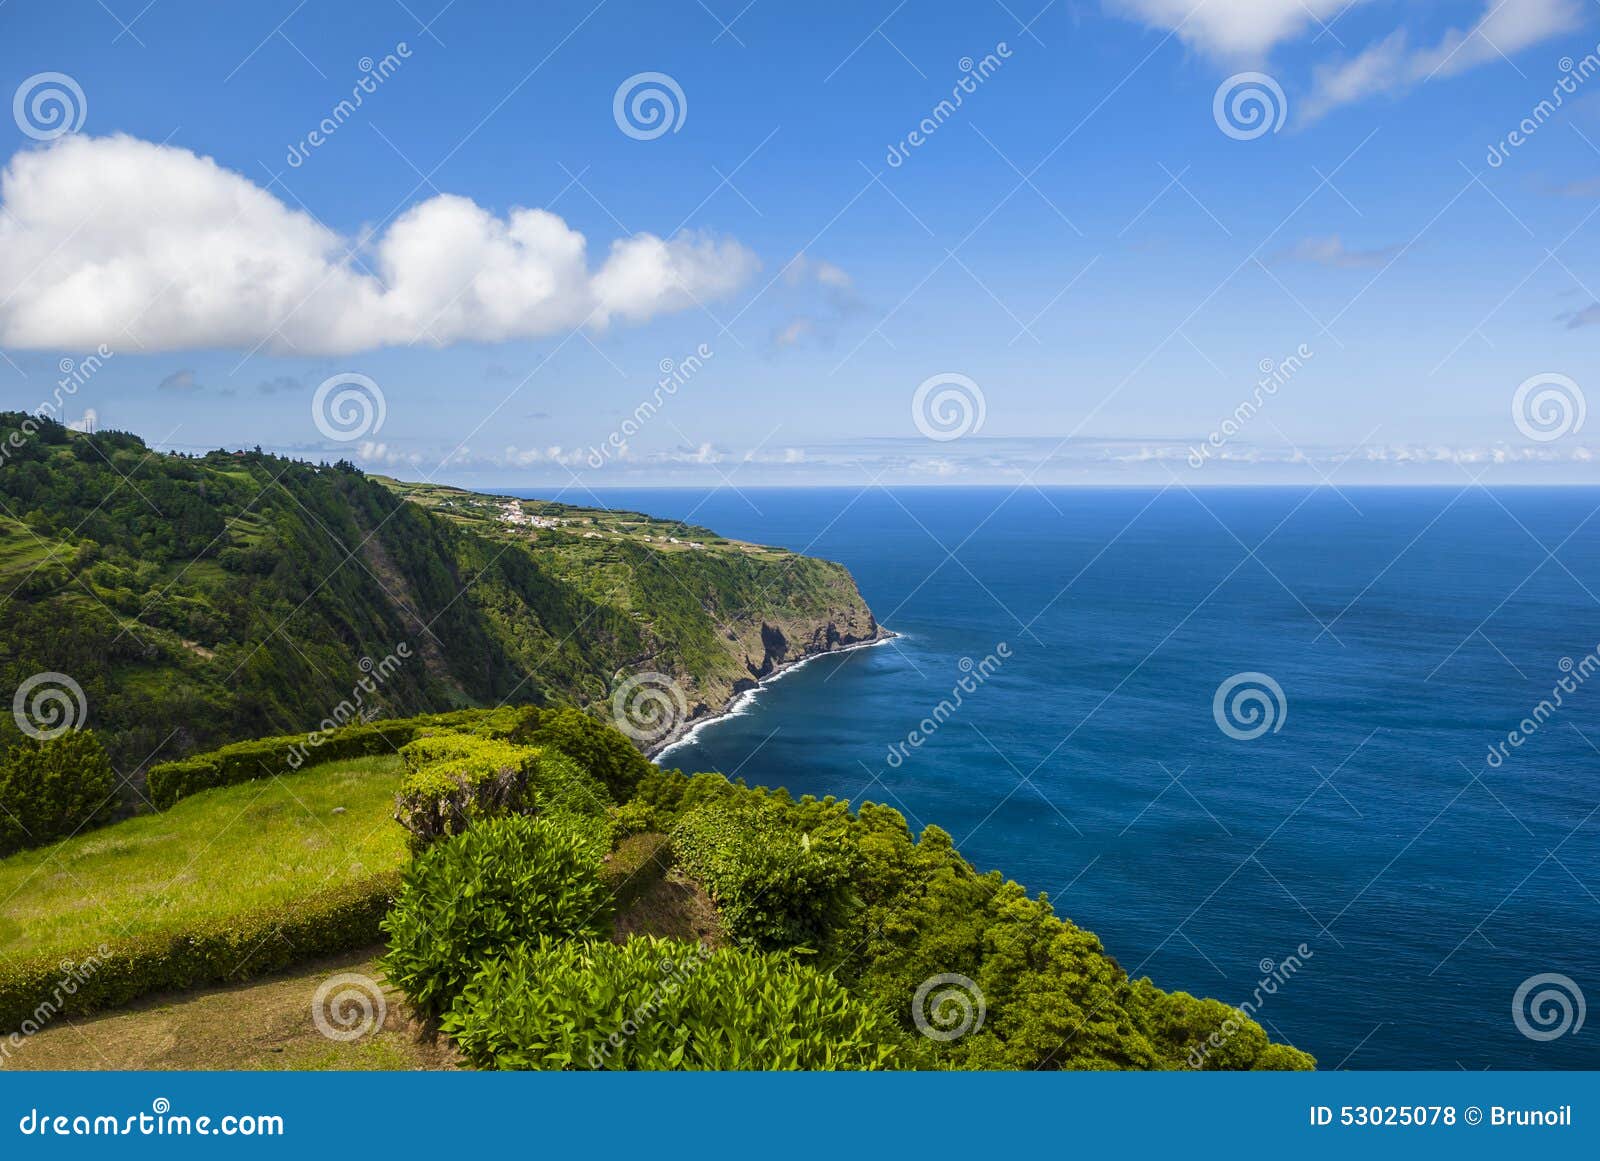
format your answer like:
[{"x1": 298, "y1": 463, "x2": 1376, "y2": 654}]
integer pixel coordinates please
[
  {"x1": 0, "y1": 873, "x2": 397, "y2": 1033},
  {"x1": 671, "y1": 801, "x2": 856, "y2": 955},
  {"x1": 380, "y1": 815, "x2": 613, "y2": 1018},
  {"x1": 630, "y1": 771, "x2": 1316, "y2": 1072},
  {"x1": 443, "y1": 936, "x2": 901, "y2": 1070},
  {"x1": 529, "y1": 750, "x2": 614, "y2": 820},
  {"x1": 146, "y1": 707, "x2": 525, "y2": 809},
  {"x1": 0, "y1": 730, "x2": 117, "y2": 856},
  {"x1": 524, "y1": 706, "x2": 655, "y2": 801},
  {"x1": 393, "y1": 735, "x2": 538, "y2": 849},
  {"x1": 392, "y1": 733, "x2": 616, "y2": 849}
]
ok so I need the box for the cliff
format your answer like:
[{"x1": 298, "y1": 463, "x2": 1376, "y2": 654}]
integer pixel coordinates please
[{"x1": 0, "y1": 415, "x2": 884, "y2": 777}]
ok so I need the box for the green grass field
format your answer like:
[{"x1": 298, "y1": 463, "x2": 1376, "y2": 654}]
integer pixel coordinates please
[{"x1": 0, "y1": 754, "x2": 407, "y2": 960}]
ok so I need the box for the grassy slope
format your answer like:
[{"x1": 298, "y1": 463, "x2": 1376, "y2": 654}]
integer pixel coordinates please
[
  {"x1": 0, "y1": 755, "x2": 405, "y2": 960},
  {"x1": 11, "y1": 853, "x2": 727, "y2": 1070}
]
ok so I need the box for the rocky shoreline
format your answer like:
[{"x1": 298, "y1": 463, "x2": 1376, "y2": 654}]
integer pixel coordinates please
[{"x1": 648, "y1": 623, "x2": 895, "y2": 761}]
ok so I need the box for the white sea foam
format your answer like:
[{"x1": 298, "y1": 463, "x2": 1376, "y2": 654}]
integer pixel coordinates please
[{"x1": 652, "y1": 633, "x2": 898, "y2": 764}]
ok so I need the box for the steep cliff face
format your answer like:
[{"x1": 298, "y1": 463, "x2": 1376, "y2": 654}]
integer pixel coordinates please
[
  {"x1": 636, "y1": 556, "x2": 888, "y2": 750},
  {"x1": 0, "y1": 418, "x2": 887, "y2": 773}
]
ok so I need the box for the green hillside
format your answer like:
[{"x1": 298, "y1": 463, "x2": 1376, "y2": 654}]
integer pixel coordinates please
[{"x1": 0, "y1": 414, "x2": 879, "y2": 781}]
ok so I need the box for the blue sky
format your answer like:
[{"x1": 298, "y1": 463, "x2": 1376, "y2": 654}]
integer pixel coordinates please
[{"x1": 1, "y1": 0, "x2": 1598, "y2": 485}]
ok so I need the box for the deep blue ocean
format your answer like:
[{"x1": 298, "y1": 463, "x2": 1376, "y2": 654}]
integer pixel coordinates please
[{"x1": 528, "y1": 486, "x2": 1600, "y2": 1070}]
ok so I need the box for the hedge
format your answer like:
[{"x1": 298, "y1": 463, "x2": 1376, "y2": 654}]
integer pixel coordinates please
[
  {"x1": 393, "y1": 736, "x2": 540, "y2": 850},
  {"x1": 0, "y1": 730, "x2": 118, "y2": 857},
  {"x1": 0, "y1": 872, "x2": 399, "y2": 1034},
  {"x1": 671, "y1": 803, "x2": 856, "y2": 954},
  {"x1": 146, "y1": 707, "x2": 528, "y2": 809},
  {"x1": 380, "y1": 815, "x2": 613, "y2": 1018}
]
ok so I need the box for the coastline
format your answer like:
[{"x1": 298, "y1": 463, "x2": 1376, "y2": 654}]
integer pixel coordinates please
[{"x1": 651, "y1": 630, "x2": 898, "y2": 765}]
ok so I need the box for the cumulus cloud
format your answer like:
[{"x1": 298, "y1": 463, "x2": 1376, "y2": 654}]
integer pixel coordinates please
[
  {"x1": 783, "y1": 252, "x2": 852, "y2": 290},
  {"x1": 773, "y1": 317, "x2": 813, "y2": 347},
  {"x1": 1106, "y1": 0, "x2": 1366, "y2": 58},
  {"x1": 0, "y1": 134, "x2": 759, "y2": 355},
  {"x1": 1304, "y1": 0, "x2": 1583, "y2": 120}
]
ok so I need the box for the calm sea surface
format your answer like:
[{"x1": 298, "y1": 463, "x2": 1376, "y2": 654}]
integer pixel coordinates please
[{"x1": 519, "y1": 486, "x2": 1600, "y2": 1070}]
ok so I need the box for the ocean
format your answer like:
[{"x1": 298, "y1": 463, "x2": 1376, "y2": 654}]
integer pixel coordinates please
[{"x1": 525, "y1": 485, "x2": 1600, "y2": 1070}]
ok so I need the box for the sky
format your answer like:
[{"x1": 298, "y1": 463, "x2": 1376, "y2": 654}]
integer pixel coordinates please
[{"x1": 1, "y1": 0, "x2": 1598, "y2": 486}]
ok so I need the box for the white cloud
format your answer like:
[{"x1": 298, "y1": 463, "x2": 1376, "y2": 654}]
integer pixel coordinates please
[
  {"x1": 1108, "y1": 1, "x2": 1584, "y2": 118},
  {"x1": 773, "y1": 317, "x2": 813, "y2": 347},
  {"x1": 1276, "y1": 234, "x2": 1400, "y2": 269},
  {"x1": 1106, "y1": 0, "x2": 1365, "y2": 58},
  {"x1": 782, "y1": 252, "x2": 853, "y2": 289},
  {"x1": 1304, "y1": 0, "x2": 1583, "y2": 119},
  {"x1": 0, "y1": 134, "x2": 759, "y2": 354}
]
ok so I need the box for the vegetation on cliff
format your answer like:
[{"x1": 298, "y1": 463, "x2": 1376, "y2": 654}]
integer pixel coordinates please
[{"x1": 0, "y1": 414, "x2": 875, "y2": 791}]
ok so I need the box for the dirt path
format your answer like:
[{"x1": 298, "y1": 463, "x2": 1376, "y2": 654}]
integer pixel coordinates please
[{"x1": 6, "y1": 948, "x2": 457, "y2": 1071}]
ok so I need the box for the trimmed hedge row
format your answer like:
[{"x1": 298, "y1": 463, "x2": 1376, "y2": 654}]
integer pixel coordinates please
[
  {"x1": 393, "y1": 736, "x2": 540, "y2": 850},
  {"x1": 146, "y1": 707, "x2": 528, "y2": 809},
  {"x1": 0, "y1": 872, "x2": 399, "y2": 1034}
]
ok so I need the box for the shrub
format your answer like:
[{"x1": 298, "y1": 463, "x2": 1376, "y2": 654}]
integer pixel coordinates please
[
  {"x1": 392, "y1": 736, "x2": 538, "y2": 849},
  {"x1": 671, "y1": 803, "x2": 856, "y2": 955},
  {"x1": 525, "y1": 706, "x2": 654, "y2": 801},
  {"x1": 443, "y1": 936, "x2": 901, "y2": 1070},
  {"x1": 380, "y1": 815, "x2": 613, "y2": 1018},
  {"x1": 0, "y1": 874, "x2": 397, "y2": 1033},
  {"x1": 0, "y1": 730, "x2": 117, "y2": 856},
  {"x1": 529, "y1": 750, "x2": 614, "y2": 820}
]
